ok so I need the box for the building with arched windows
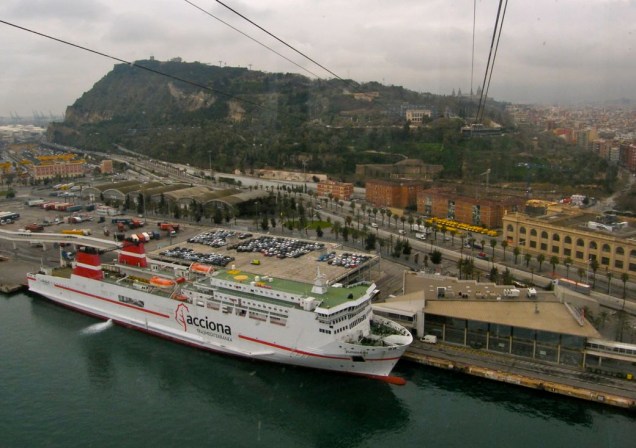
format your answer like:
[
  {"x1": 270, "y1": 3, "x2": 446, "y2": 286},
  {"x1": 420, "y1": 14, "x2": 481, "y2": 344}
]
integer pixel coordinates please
[{"x1": 503, "y1": 207, "x2": 636, "y2": 277}]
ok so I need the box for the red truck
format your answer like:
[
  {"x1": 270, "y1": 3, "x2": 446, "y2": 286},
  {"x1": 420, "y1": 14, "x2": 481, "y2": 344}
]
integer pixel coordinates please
[
  {"x1": 25, "y1": 223, "x2": 44, "y2": 232},
  {"x1": 158, "y1": 222, "x2": 180, "y2": 233}
]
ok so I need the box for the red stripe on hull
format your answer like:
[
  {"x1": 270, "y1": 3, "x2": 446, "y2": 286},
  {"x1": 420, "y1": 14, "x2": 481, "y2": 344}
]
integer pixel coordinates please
[{"x1": 239, "y1": 334, "x2": 402, "y2": 362}]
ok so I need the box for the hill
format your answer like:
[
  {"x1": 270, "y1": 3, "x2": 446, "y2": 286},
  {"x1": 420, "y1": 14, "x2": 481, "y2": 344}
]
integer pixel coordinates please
[{"x1": 47, "y1": 59, "x2": 504, "y2": 178}]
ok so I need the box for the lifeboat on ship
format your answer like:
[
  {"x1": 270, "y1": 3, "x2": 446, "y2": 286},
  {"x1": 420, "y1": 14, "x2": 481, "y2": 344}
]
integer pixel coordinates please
[
  {"x1": 149, "y1": 276, "x2": 176, "y2": 288},
  {"x1": 190, "y1": 263, "x2": 214, "y2": 274}
]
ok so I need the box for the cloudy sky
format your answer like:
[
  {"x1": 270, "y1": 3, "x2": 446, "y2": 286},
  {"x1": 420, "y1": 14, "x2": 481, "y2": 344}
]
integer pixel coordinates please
[{"x1": 1, "y1": 0, "x2": 634, "y2": 117}]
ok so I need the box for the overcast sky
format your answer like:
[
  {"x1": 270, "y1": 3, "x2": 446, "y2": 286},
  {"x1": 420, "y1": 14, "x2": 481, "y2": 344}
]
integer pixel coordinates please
[{"x1": 1, "y1": 0, "x2": 634, "y2": 117}]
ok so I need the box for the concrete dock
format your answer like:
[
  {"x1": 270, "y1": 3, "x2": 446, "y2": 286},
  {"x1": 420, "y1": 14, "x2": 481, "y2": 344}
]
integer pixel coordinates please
[{"x1": 405, "y1": 341, "x2": 636, "y2": 410}]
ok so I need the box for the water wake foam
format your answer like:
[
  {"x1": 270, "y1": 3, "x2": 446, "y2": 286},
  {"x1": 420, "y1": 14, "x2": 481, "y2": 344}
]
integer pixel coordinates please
[{"x1": 80, "y1": 319, "x2": 113, "y2": 335}]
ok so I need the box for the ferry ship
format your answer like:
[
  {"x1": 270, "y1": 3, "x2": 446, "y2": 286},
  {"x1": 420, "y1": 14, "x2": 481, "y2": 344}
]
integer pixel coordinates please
[{"x1": 27, "y1": 241, "x2": 412, "y2": 382}]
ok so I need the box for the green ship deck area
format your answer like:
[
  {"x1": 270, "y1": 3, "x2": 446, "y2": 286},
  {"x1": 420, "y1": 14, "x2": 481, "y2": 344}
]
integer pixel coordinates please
[{"x1": 212, "y1": 269, "x2": 372, "y2": 309}]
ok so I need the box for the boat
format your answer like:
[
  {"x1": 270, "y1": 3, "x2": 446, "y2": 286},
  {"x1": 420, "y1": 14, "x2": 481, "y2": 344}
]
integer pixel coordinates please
[{"x1": 27, "y1": 240, "x2": 413, "y2": 382}]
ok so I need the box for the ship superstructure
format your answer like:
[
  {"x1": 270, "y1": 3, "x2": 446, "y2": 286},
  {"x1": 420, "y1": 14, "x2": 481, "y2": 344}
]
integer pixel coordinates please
[{"x1": 27, "y1": 240, "x2": 412, "y2": 380}]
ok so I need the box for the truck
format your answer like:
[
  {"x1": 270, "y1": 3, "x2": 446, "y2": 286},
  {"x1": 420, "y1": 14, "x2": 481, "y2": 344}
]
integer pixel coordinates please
[
  {"x1": 27, "y1": 199, "x2": 45, "y2": 207},
  {"x1": 420, "y1": 335, "x2": 438, "y2": 344},
  {"x1": 25, "y1": 223, "x2": 44, "y2": 232},
  {"x1": 129, "y1": 218, "x2": 144, "y2": 229},
  {"x1": 158, "y1": 222, "x2": 180, "y2": 232},
  {"x1": 54, "y1": 202, "x2": 72, "y2": 211},
  {"x1": 61, "y1": 229, "x2": 92, "y2": 236},
  {"x1": 112, "y1": 218, "x2": 133, "y2": 225},
  {"x1": 502, "y1": 288, "x2": 520, "y2": 298}
]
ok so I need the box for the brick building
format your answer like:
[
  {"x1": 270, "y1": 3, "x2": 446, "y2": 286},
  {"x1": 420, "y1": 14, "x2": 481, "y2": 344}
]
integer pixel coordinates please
[
  {"x1": 365, "y1": 179, "x2": 423, "y2": 209},
  {"x1": 30, "y1": 160, "x2": 86, "y2": 180},
  {"x1": 316, "y1": 180, "x2": 354, "y2": 201},
  {"x1": 417, "y1": 188, "x2": 524, "y2": 229},
  {"x1": 101, "y1": 159, "x2": 114, "y2": 174},
  {"x1": 619, "y1": 143, "x2": 636, "y2": 173}
]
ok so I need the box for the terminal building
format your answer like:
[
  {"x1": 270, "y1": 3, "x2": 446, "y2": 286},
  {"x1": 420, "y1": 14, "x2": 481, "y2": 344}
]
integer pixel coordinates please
[{"x1": 372, "y1": 272, "x2": 635, "y2": 376}]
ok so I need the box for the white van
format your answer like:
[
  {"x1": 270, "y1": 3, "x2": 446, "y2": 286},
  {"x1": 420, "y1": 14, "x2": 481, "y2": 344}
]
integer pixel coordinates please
[{"x1": 420, "y1": 335, "x2": 438, "y2": 344}]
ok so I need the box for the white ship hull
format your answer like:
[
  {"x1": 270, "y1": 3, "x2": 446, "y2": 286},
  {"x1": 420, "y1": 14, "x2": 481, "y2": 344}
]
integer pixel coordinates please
[{"x1": 27, "y1": 272, "x2": 409, "y2": 378}]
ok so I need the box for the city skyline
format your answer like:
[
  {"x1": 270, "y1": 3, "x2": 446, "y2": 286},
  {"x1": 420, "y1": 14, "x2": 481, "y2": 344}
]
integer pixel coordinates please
[{"x1": 1, "y1": 0, "x2": 634, "y2": 116}]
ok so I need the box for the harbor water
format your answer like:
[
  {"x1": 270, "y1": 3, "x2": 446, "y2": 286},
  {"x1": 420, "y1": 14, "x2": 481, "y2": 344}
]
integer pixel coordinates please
[{"x1": 1, "y1": 293, "x2": 633, "y2": 448}]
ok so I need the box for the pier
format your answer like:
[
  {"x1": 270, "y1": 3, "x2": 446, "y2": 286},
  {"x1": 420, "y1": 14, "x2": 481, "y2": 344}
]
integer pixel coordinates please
[{"x1": 405, "y1": 341, "x2": 636, "y2": 410}]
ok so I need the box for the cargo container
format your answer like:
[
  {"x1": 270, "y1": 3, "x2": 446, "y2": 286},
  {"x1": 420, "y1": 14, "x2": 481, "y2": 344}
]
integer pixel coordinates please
[
  {"x1": 66, "y1": 205, "x2": 83, "y2": 213},
  {"x1": 27, "y1": 199, "x2": 45, "y2": 207}
]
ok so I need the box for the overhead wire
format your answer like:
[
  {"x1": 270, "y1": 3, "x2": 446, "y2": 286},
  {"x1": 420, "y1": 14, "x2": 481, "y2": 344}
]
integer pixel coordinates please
[
  {"x1": 0, "y1": 19, "x2": 264, "y2": 109},
  {"x1": 188, "y1": 1, "x2": 410, "y2": 121},
  {"x1": 482, "y1": 0, "x2": 509, "y2": 117},
  {"x1": 213, "y1": 0, "x2": 346, "y2": 82},
  {"x1": 183, "y1": 0, "x2": 323, "y2": 79},
  {"x1": 475, "y1": 0, "x2": 508, "y2": 123}
]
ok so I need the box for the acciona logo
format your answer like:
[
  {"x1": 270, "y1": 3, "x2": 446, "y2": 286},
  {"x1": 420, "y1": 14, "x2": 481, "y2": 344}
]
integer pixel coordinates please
[{"x1": 175, "y1": 303, "x2": 231, "y2": 335}]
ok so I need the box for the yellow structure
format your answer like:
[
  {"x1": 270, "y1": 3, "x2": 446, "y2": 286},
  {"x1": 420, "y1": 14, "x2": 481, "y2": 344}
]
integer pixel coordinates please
[{"x1": 503, "y1": 209, "x2": 636, "y2": 277}]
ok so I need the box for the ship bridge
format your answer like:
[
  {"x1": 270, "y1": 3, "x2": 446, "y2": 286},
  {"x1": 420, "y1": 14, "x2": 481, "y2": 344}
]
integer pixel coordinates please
[{"x1": 0, "y1": 229, "x2": 122, "y2": 252}]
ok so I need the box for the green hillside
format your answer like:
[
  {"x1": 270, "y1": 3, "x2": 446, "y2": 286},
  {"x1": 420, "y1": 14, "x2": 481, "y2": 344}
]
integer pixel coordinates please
[{"x1": 46, "y1": 59, "x2": 615, "y2": 195}]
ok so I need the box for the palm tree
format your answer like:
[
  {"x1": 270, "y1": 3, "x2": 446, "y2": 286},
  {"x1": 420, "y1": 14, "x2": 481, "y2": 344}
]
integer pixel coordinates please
[
  {"x1": 380, "y1": 209, "x2": 386, "y2": 226},
  {"x1": 424, "y1": 220, "x2": 432, "y2": 238},
  {"x1": 563, "y1": 256, "x2": 573, "y2": 279},
  {"x1": 550, "y1": 255, "x2": 559, "y2": 276},
  {"x1": 524, "y1": 253, "x2": 532, "y2": 267},
  {"x1": 606, "y1": 272, "x2": 613, "y2": 295},
  {"x1": 449, "y1": 229, "x2": 457, "y2": 247},
  {"x1": 513, "y1": 246, "x2": 520, "y2": 264},
  {"x1": 489, "y1": 239, "x2": 497, "y2": 261},
  {"x1": 400, "y1": 215, "x2": 406, "y2": 231},
  {"x1": 621, "y1": 273, "x2": 629, "y2": 300},
  {"x1": 578, "y1": 268, "x2": 585, "y2": 283},
  {"x1": 331, "y1": 221, "x2": 342, "y2": 240},
  {"x1": 590, "y1": 258, "x2": 599, "y2": 289},
  {"x1": 407, "y1": 215, "x2": 415, "y2": 231},
  {"x1": 501, "y1": 240, "x2": 508, "y2": 261},
  {"x1": 536, "y1": 253, "x2": 546, "y2": 271},
  {"x1": 393, "y1": 213, "x2": 399, "y2": 229}
]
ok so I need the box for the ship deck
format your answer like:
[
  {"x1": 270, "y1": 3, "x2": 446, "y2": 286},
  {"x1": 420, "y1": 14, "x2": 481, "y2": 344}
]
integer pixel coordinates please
[{"x1": 212, "y1": 269, "x2": 372, "y2": 309}]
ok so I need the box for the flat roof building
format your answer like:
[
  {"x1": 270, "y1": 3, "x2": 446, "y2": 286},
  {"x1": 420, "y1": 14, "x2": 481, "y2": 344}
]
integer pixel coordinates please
[{"x1": 372, "y1": 272, "x2": 607, "y2": 370}]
